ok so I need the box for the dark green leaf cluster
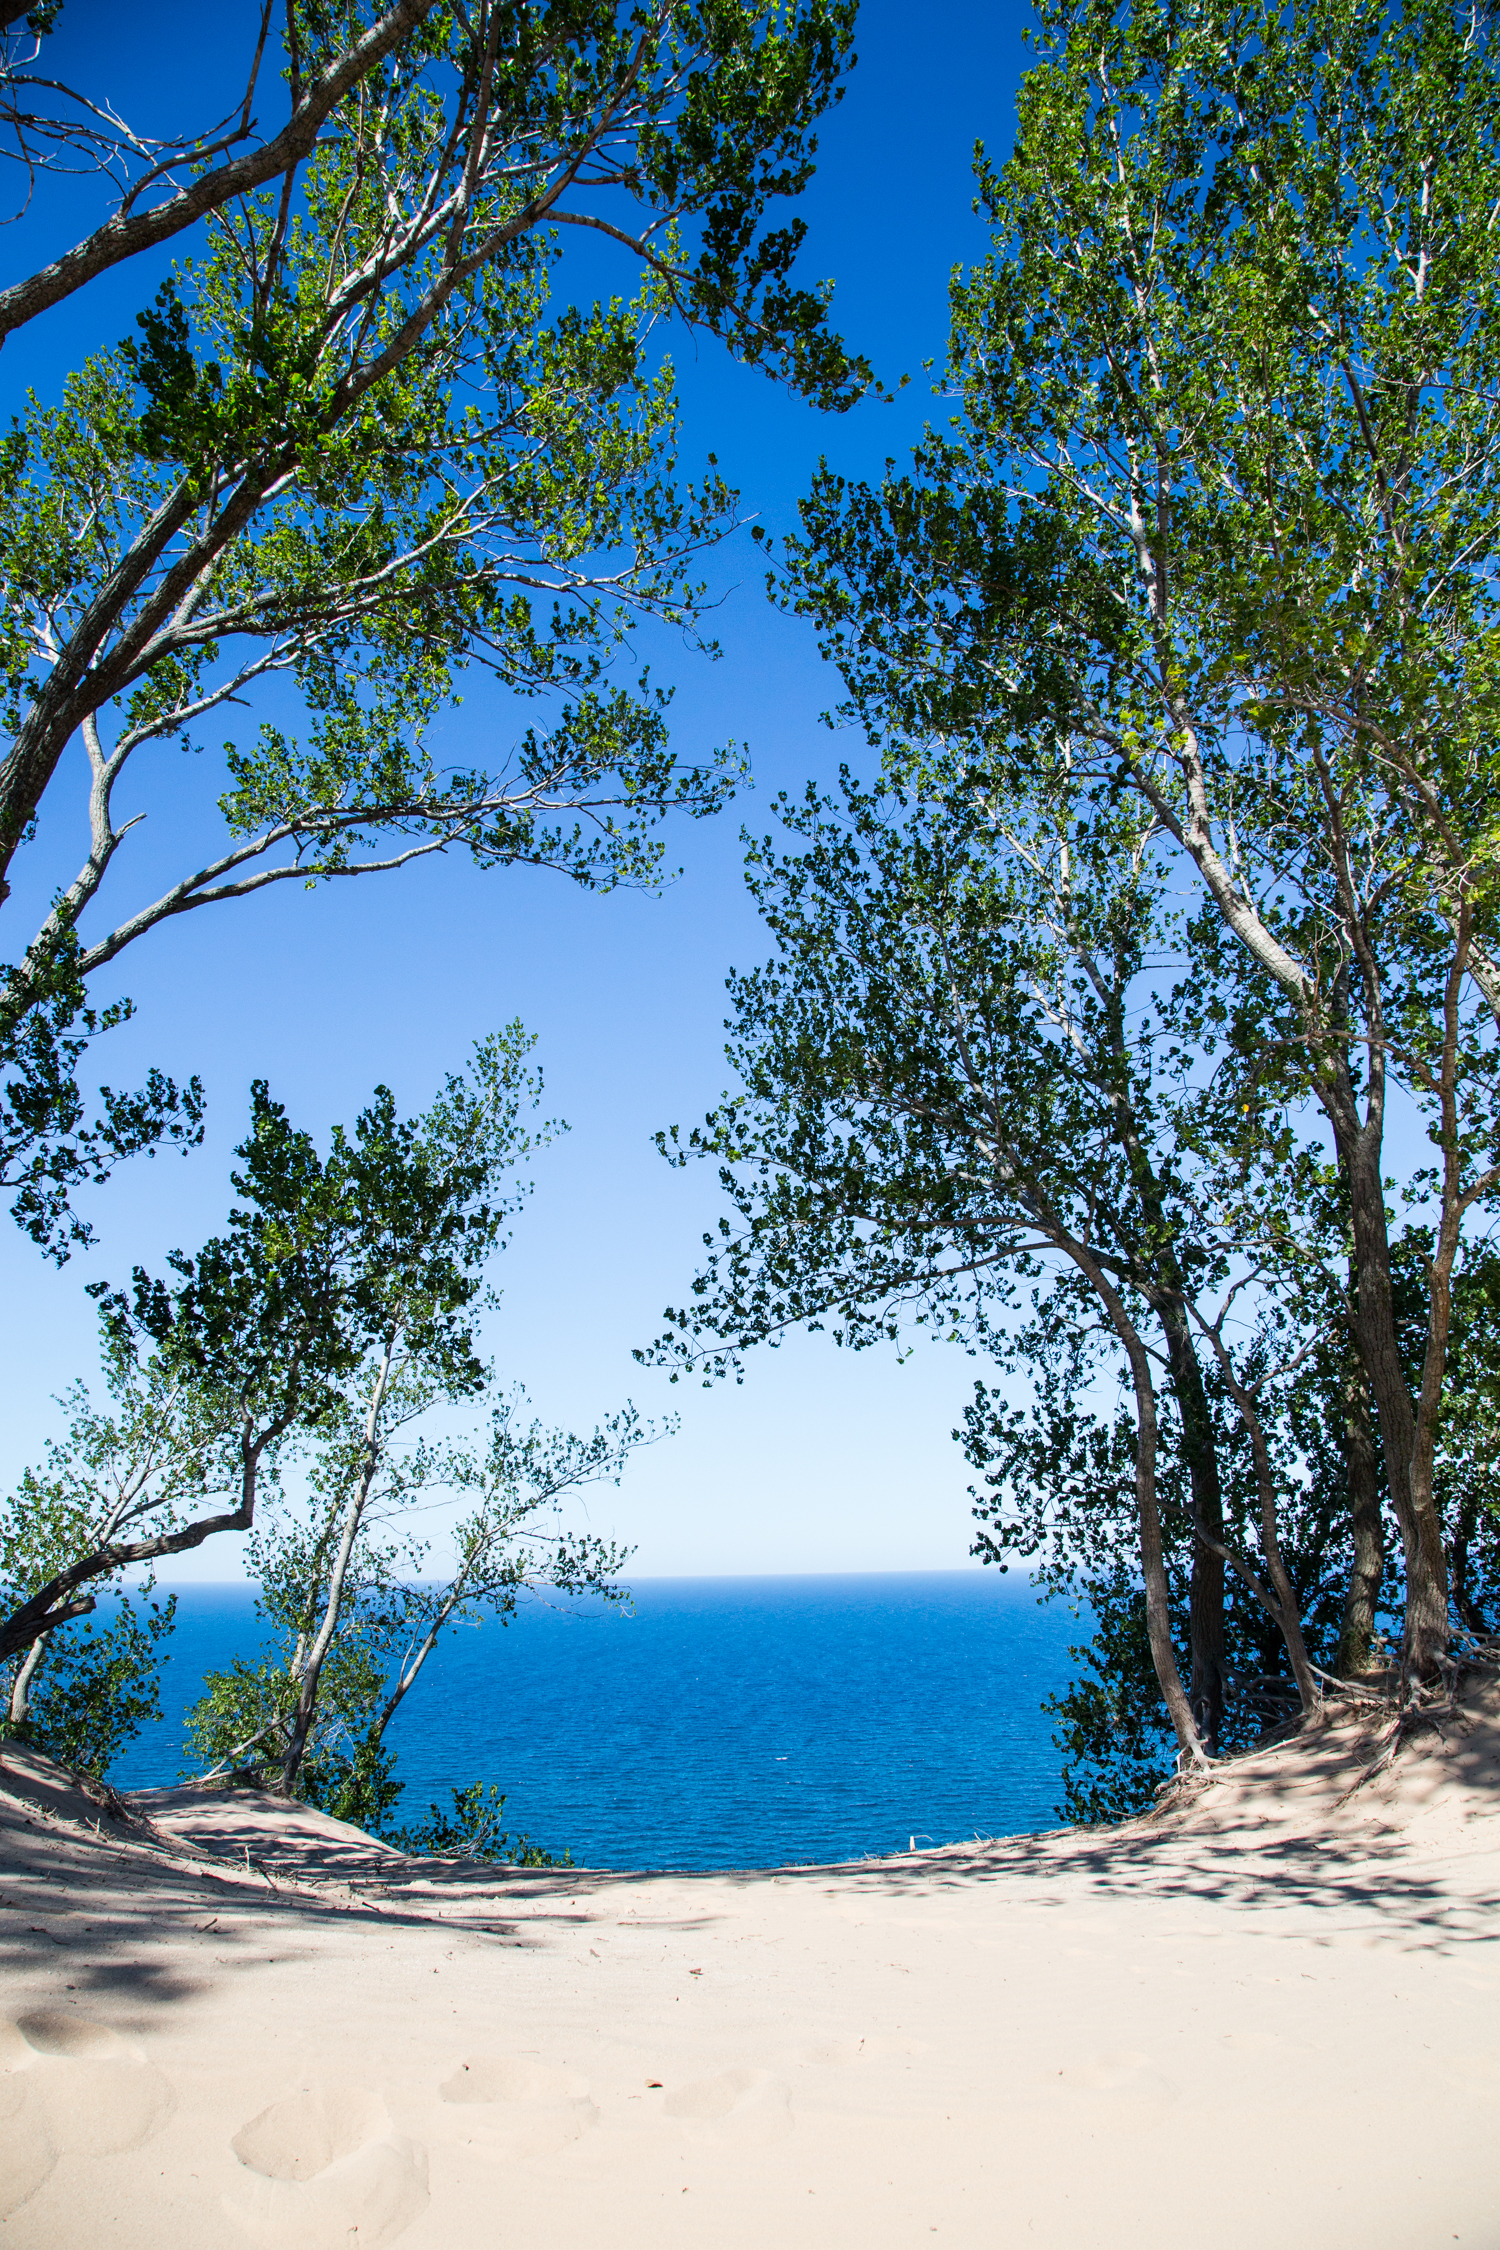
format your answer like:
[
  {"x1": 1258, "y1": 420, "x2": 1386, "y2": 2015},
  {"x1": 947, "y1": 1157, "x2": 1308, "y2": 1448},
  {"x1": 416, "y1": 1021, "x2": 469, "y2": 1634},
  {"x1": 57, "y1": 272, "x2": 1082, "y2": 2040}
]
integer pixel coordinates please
[
  {"x1": 0, "y1": 1593, "x2": 176, "y2": 1779},
  {"x1": 98, "y1": 1027, "x2": 547, "y2": 1420},
  {"x1": 0, "y1": 918, "x2": 204, "y2": 1262},
  {"x1": 0, "y1": 1030, "x2": 548, "y2": 1672}
]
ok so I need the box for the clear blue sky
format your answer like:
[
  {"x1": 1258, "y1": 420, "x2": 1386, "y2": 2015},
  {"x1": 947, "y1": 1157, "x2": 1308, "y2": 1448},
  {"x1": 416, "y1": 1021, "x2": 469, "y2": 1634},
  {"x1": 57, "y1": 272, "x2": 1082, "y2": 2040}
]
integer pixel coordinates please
[{"x1": 0, "y1": 0, "x2": 1040, "y2": 1578}]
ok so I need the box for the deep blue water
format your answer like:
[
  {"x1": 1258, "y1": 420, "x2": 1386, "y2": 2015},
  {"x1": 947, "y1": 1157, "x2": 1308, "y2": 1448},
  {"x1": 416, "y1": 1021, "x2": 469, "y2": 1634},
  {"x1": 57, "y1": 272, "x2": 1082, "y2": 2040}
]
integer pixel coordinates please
[{"x1": 111, "y1": 1574, "x2": 1084, "y2": 1869}]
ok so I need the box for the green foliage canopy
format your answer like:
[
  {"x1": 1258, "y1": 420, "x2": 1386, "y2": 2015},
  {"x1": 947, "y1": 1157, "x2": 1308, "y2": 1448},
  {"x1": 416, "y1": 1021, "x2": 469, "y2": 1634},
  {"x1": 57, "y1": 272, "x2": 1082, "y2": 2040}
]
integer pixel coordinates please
[
  {"x1": 772, "y1": 0, "x2": 1500, "y2": 1672},
  {"x1": 0, "y1": 0, "x2": 870, "y2": 1254}
]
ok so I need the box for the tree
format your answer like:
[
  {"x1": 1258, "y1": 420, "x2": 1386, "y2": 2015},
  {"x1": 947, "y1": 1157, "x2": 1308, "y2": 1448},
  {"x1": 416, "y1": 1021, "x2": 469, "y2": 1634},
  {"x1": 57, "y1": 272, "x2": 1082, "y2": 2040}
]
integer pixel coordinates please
[
  {"x1": 0, "y1": 1024, "x2": 546, "y2": 1667},
  {"x1": 644, "y1": 768, "x2": 1322, "y2": 1768},
  {"x1": 0, "y1": 5, "x2": 438, "y2": 303},
  {"x1": 363, "y1": 1393, "x2": 647, "y2": 1756},
  {"x1": 0, "y1": 0, "x2": 871, "y2": 1253},
  {"x1": 1394, "y1": 1230, "x2": 1500, "y2": 1638},
  {"x1": 2, "y1": 1021, "x2": 653, "y2": 1806},
  {"x1": 1, "y1": 928, "x2": 205, "y2": 1260},
  {"x1": 775, "y1": 0, "x2": 1500, "y2": 1675},
  {"x1": 972, "y1": 1213, "x2": 1500, "y2": 1815},
  {"x1": 0, "y1": 1374, "x2": 183, "y2": 1775},
  {"x1": 962, "y1": 1263, "x2": 1390, "y2": 1818},
  {"x1": 0, "y1": 1205, "x2": 328, "y2": 1668},
  {"x1": 71, "y1": 1018, "x2": 654, "y2": 1818},
  {"x1": 187, "y1": 1386, "x2": 649, "y2": 1823},
  {"x1": 0, "y1": 3, "x2": 865, "y2": 376},
  {"x1": 231, "y1": 1043, "x2": 556, "y2": 1797},
  {"x1": 1, "y1": 1591, "x2": 177, "y2": 1778}
]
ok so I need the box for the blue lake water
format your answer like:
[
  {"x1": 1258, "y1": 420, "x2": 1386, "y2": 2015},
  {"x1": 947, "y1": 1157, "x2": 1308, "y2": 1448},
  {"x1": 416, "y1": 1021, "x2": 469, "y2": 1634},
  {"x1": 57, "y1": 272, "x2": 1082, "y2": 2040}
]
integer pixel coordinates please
[{"x1": 111, "y1": 1573, "x2": 1086, "y2": 1869}]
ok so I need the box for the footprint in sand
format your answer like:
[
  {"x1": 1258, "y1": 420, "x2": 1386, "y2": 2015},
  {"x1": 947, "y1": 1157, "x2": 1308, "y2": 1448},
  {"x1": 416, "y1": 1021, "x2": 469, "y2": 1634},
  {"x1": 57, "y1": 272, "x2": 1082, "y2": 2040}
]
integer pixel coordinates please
[
  {"x1": 225, "y1": 2083, "x2": 428, "y2": 2250},
  {"x1": 0, "y1": 2031, "x2": 55, "y2": 2221},
  {"x1": 436, "y1": 2055, "x2": 599, "y2": 2160},
  {"x1": 663, "y1": 2067, "x2": 793, "y2": 2146},
  {"x1": 0, "y1": 2007, "x2": 174, "y2": 2211}
]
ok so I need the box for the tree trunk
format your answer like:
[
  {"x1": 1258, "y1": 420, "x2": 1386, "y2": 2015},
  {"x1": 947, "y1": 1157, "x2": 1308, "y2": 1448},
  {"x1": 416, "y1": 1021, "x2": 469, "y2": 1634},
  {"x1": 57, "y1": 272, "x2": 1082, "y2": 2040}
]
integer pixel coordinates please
[
  {"x1": 0, "y1": 1408, "x2": 276, "y2": 1667},
  {"x1": 1058, "y1": 1234, "x2": 1206, "y2": 1765},
  {"x1": 1186, "y1": 1308, "x2": 1320, "y2": 1716},
  {"x1": 1335, "y1": 1348, "x2": 1385, "y2": 1677},
  {"x1": 7, "y1": 1633, "x2": 47, "y2": 1726},
  {"x1": 279, "y1": 1348, "x2": 394, "y2": 1796},
  {"x1": 1343, "y1": 1122, "x2": 1450, "y2": 1674},
  {"x1": 279, "y1": 1489, "x2": 366, "y2": 1796},
  {"x1": 1107, "y1": 1101, "x2": 1225, "y2": 1749},
  {"x1": 1188, "y1": 1519, "x2": 1226, "y2": 1756},
  {"x1": 1135, "y1": 696, "x2": 1449, "y2": 1677},
  {"x1": 1235, "y1": 1395, "x2": 1320, "y2": 1716},
  {"x1": 1160, "y1": 1312, "x2": 1227, "y2": 1755}
]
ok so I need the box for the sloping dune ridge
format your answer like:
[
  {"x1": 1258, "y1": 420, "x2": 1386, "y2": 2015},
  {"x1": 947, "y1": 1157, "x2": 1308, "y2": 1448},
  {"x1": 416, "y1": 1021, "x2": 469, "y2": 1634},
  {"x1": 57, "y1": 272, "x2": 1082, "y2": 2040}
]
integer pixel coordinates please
[{"x1": 2, "y1": 1685, "x2": 1498, "y2": 2249}]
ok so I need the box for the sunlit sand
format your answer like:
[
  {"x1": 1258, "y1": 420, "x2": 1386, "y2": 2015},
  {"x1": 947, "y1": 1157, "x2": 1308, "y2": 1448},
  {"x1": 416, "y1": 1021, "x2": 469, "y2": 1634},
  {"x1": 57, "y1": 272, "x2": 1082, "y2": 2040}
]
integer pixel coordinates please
[{"x1": 3, "y1": 1687, "x2": 1498, "y2": 2248}]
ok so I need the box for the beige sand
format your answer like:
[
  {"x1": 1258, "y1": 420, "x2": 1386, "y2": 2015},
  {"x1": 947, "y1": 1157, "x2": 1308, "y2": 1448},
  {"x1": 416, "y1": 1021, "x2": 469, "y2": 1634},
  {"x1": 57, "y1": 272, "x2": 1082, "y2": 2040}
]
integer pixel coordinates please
[{"x1": 2, "y1": 1686, "x2": 1499, "y2": 2249}]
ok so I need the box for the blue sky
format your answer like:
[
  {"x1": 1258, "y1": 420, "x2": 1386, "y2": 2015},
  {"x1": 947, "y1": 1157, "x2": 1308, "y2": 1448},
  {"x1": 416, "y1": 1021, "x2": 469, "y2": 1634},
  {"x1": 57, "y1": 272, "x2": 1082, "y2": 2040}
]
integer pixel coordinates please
[{"x1": 0, "y1": 0, "x2": 1043, "y2": 1578}]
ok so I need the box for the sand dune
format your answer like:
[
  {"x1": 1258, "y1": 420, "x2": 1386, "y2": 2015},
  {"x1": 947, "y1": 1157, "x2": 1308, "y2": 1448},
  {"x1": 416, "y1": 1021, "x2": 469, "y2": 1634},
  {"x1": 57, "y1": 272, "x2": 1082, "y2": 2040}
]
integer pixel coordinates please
[{"x1": 2, "y1": 1685, "x2": 1498, "y2": 2248}]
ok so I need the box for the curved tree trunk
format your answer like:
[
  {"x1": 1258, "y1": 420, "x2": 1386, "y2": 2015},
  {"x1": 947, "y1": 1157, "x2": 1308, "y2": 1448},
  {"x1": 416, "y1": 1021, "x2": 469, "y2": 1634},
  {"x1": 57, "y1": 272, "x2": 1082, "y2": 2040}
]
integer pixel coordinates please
[{"x1": 7, "y1": 1632, "x2": 47, "y2": 1726}]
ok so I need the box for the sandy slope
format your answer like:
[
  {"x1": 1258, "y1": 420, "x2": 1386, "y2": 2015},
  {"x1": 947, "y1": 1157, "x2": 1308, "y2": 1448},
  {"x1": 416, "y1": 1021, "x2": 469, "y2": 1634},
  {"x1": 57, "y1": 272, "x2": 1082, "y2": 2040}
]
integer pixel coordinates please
[{"x1": 2, "y1": 1686, "x2": 1499, "y2": 2250}]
